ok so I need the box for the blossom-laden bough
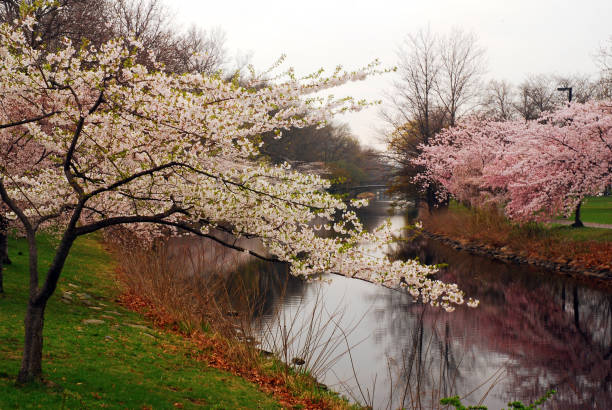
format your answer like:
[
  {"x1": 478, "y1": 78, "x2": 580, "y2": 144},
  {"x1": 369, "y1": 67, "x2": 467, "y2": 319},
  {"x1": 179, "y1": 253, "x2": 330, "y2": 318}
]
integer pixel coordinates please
[
  {"x1": 416, "y1": 102, "x2": 612, "y2": 223},
  {"x1": 0, "y1": 9, "x2": 475, "y2": 384}
]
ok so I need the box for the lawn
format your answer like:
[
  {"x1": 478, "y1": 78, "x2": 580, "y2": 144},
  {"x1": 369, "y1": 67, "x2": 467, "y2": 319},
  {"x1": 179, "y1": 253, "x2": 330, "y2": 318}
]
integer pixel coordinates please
[
  {"x1": 0, "y1": 234, "x2": 280, "y2": 409},
  {"x1": 574, "y1": 196, "x2": 612, "y2": 225}
]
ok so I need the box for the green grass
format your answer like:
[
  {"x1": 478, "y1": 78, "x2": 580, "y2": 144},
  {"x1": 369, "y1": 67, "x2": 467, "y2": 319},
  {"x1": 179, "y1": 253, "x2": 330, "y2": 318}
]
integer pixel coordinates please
[
  {"x1": 0, "y1": 234, "x2": 280, "y2": 409},
  {"x1": 574, "y1": 196, "x2": 612, "y2": 225},
  {"x1": 451, "y1": 196, "x2": 612, "y2": 225}
]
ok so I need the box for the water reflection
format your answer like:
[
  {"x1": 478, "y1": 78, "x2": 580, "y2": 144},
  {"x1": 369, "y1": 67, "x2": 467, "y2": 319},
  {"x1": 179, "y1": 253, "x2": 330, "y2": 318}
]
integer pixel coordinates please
[{"x1": 186, "y1": 200, "x2": 612, "y2": 409}]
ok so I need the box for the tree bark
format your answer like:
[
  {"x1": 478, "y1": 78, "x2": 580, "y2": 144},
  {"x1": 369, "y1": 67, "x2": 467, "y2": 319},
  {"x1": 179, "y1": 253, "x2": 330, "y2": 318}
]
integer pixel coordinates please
[
  {"x1": 16, "y1": 301, "x2": 46, "y2": 384},
  {"x1": 0, "y1": 213, "x2": 7, "y2": 294},
  {"x1": 571, "y1": 201, "x2": 584, "y2": 228},
  {"x1": 0, "y1": 214, "x2": 10, "y2": 264},
  {"x1": 425, "y1": 185, "x2": 436, "y2": 212},
  {"x1": 16, "y1": 227, "x2": 76, "y2": 383}
]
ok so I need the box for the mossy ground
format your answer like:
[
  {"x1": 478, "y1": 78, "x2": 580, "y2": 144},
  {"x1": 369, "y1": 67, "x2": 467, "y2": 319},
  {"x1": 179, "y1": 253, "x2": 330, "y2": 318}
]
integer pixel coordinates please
[{"x1": 0, "y1": 234, "x2": 280, "y2": 409}]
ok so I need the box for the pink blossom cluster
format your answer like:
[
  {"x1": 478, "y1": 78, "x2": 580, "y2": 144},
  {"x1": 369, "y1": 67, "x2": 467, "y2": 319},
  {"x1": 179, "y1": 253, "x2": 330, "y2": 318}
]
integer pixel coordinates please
[{"x1": 416, "y1": 101, "x2": 612, "y2": 221}]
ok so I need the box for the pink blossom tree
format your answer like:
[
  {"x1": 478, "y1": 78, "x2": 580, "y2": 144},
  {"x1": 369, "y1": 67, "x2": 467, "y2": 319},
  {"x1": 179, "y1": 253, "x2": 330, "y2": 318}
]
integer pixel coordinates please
[
  {"x1": 416, "y1": 102, "x2": 612, "y2": 225},
  {"x1": 0, "y1": 9, "x2": 475, "y2": 383},
  {"x1": 413, "y1": 118, "x2": 519, "y2": 207},
  {"x1": 495, "y1": 101, "x2": 612, "y2": 225}
]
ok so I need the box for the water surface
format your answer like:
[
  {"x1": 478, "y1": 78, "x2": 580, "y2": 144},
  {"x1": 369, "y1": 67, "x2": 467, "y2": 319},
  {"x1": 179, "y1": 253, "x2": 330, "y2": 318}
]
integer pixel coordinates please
[{"x1": 183, "y1": 199, "x2": 612, "y2": 409}]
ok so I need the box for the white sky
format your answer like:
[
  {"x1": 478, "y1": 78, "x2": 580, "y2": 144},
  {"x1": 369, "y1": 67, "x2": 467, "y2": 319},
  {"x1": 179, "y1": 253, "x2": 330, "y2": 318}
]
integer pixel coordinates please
[{"x1": 165, "y1": 0, "x2": 612, "y2": 149}]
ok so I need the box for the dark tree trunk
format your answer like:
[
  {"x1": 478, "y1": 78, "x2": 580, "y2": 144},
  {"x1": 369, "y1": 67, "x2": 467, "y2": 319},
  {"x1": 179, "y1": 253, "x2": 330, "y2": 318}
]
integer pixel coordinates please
[
  {"x1": 0, "y1": 214, "x2": 10, "y2": 264},
  {"x1": 16, "y1": 226, "x2": 76, "y2": 383},
  {"x1": 16, "y1": 301, "x2": 46, "y2": 384},
  {"x1": 571, "y1": 201, "x2": 584, "y2": 228},
  {"x1": 425, "y1": 185, "x2": 436, "y2": 213},
  {"x1": 0, "y1": 217, "x2": 8, "y2": 294},
  {"x1": 425, "y1": 185, "x2": 449, "y2": 212}
]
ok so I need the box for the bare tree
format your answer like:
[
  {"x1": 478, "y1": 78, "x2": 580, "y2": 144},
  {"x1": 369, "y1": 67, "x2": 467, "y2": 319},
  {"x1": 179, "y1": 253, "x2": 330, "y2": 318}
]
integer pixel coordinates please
[
  {"x1": 512, "y1": 73, "x2": 600, "y2": 120},
  {"x1": 480, "y1": 79, "x2": 516, "y2": 120},
  {"x1": 0, "y1": 0, "x2": 227, "y2": 75},
  {"x1": 514, "y1": 74, "x2": 560, "y2": 120},
  {"x1": 596, "y1": 36, "x2": 612, "y2": 99},
  {"x1": 175, "y1": 26, "x2": 227, "y2": 74},
  {"x1": 0, "y1": 0, "x2": 113, "y2": 49},
  {"x1": 436, "y1": 28, "x2": 485, "y2": 126},
  {"x1": 384, "y1": 27, "x2": 485, "y2": 205},
  {"x1": 104, "y1": 0, "x2": 227, "y2": 74},
  {"x1": 390, "y1": 28, "x2": 441, "y2": 145},
  {"x1": 554, "y1": 74, "x2": 599, "y2": 103},
  {"x1": 597, "y1": 36, "x2": 612, "y2": 77},
  {"x1": 481, "y1": 73, "x2": 600, "y2": 121}
]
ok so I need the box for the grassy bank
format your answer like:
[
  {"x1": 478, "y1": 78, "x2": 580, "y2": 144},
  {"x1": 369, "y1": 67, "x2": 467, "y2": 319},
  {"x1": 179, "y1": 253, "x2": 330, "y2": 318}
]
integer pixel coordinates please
[
  {"x1": 421, "y1": 202, "x2": 612, "y2": 273},
  {"x1": 112, "y1": 238, "x2": 356, "y2": 409},
  {"x1": 0, "y1": 234, "x2": 282, "y2": 408}
]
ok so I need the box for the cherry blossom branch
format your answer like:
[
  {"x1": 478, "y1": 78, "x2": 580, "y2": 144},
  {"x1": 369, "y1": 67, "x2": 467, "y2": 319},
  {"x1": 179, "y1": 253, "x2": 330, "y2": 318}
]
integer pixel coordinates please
[
  {"x1": 0, "y1": 110, "x2": 60, "y2": 129},
  {"x1": 0, "y1": 179, "x2": 33, "y2": 233}
]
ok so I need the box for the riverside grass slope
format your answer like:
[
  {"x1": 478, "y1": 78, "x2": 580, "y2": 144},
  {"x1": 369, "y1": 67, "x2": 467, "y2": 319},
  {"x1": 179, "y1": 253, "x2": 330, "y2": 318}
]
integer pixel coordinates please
[{"x1": 0, "y1": 234, "x2": 281, "y2": 409}]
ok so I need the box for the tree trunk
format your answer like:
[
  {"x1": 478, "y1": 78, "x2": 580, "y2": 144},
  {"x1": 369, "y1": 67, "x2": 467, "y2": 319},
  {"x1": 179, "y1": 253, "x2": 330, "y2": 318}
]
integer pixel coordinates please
[
  {"x1": 571, "y1": 201, "x2": 584, "y2": 228},
  {"x1": 16, "y1": 301, "x2": 47, "y2": 384},
  {"x1": 0, "y1": 214, "x2": 10, "y2": 264},
  {"x1": 16, "y1": 227, "x2": 76, "y2": 384},
  {"x1": 425, "y1": 185, "x2": 436, "y2": 213},
  {"x1": 0, "y1": 213, "x2": 7, "y2": 294}
]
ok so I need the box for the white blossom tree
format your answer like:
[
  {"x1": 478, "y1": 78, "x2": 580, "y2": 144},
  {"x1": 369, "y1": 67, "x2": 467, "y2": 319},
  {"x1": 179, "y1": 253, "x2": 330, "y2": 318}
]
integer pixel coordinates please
[{"x1": 0, "y1": 10, "x2": 475, "y2": 383}]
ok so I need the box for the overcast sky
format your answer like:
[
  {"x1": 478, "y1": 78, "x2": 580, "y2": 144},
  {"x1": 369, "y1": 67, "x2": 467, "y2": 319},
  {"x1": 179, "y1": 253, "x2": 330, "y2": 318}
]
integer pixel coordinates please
[{"x1": 166, "y1": 0, "x2": 612, "y2": 149}]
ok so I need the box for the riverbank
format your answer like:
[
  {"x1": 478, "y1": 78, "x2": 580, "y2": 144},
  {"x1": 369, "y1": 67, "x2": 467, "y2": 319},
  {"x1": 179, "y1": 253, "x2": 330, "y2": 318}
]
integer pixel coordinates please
[
  {"x1": 111, "y1": 237, "x2": 359, "y2": 409},
  {"x1": 419, "y1": 204, "x2": 612, "y2": 287},
  {"x1": 0, "y1": 234, "x2": 353, "y2": 409}
]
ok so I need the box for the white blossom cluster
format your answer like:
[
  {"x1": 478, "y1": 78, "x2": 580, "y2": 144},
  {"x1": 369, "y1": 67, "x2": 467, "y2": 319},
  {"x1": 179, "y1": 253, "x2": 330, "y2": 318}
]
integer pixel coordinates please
[{"x1": 0, "y1": 12, "x2": 475, "y2": 311}]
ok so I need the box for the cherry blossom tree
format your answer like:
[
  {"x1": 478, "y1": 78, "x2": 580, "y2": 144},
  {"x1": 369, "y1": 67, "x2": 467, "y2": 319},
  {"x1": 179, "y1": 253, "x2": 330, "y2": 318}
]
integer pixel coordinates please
[
  {"x1": 416, "y1": 102, "x2": 612, "y2": 224},
  {"x1": 0, "y1": 11, "x2": 476, "y2": 383},
  {"x1": 495, "y1": 101, "x2": 612, "y2": 224},
  {"x1": 414, "y1": 118, "x2": 519, "y2": 207}
]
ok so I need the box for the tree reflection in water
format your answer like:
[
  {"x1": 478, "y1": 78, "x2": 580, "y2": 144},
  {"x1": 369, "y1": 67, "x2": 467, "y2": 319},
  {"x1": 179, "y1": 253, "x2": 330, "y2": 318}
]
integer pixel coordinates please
[{"x1": 387, "y1": 232, "x2": 612, "y2": 409}]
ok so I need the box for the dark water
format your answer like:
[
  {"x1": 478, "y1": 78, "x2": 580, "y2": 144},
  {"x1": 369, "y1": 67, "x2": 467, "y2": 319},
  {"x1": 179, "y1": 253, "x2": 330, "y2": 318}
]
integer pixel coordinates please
[{"x1": 192, "y1": 199, "x2": 612, "y2": 409}]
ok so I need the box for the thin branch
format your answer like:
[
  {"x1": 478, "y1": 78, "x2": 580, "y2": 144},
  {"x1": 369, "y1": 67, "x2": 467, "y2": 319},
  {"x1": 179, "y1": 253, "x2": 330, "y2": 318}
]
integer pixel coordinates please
[
  {"x1": 63, "y1": 91, "x2": 106, "y2": 197},
  {"x1": 73, "y1": 210, "x2": 281, "y2": 263},
  {"x1": 0, "y1": 179, "x2": 34, "y2": 233},
  {"x1": 0, "y1": 110, "x2": 60, "y2": 129},
  {"x1": 85, "y1": 161, "x2": 182, "y2": 198}
]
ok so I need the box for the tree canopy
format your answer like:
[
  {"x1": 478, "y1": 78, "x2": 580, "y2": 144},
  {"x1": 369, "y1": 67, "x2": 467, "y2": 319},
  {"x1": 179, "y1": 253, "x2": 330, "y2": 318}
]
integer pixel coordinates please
[
  {"x1": 0, "y1": 8, "x2": 474, "y2": 383},
  {"x1": 415, "y1": 101, "x2": 612, "y2": 222}
]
